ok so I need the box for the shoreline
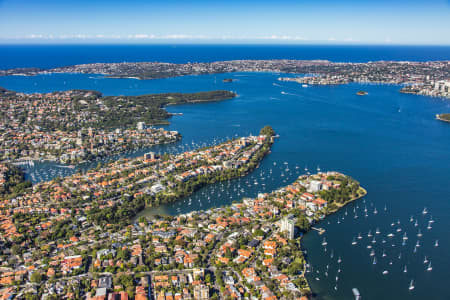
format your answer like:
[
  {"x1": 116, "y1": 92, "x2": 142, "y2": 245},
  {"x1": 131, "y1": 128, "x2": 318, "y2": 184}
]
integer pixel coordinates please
[
  {"x1": 302, "y1": 187, "x2": 367, "y2": 296},
  {"x1": 139, "y1": 173, "x2": 366, "y2": 298}
]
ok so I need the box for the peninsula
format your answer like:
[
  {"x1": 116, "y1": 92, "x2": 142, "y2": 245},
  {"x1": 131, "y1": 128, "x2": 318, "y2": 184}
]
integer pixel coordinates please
[
  {"x1": 0, "y1": 130, "x2": 365, "y2": 300},
  {"x1": 0, "y1": 88, "x2": 236, "y2": 164}
]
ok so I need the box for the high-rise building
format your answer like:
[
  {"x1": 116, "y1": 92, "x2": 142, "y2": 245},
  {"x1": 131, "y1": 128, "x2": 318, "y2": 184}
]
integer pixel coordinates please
[
  {"x1": 280, "y1": 215, "x2": 296, "y2": 239},
  {"x1": 137, "y1": 122, "x2": 146, "y2": 131}
]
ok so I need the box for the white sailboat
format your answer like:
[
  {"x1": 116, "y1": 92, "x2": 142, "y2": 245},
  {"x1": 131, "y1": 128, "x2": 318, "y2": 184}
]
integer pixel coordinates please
[
  {"x1": 409, "y1": 279, "x2": 415, "y2": 291},
  {"x1": 427, "y1": 261, "x2": 432, "y2": 271}
]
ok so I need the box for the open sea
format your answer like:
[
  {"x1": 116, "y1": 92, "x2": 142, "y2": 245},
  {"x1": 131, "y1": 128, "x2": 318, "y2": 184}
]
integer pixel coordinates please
[{"x1": 0, "y1": 45, "x2": 450, "y2": 299}]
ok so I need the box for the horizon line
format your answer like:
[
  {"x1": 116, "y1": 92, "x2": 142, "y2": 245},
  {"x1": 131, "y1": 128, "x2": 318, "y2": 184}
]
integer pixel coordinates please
[{"x1": 1, "y1": 42, "x2": 450, "y2": 47}]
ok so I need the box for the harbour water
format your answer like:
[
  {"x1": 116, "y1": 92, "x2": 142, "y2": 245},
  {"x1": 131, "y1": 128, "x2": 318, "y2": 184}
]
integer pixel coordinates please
[{"x1": 1, "y1": 47, "x2": 450, "y2": 299}]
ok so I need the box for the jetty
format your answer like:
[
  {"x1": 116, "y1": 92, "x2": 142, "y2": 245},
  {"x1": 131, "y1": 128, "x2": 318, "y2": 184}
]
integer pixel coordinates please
[{"x1": 312, "y1": 227, "x2": 326, "y2": 235}]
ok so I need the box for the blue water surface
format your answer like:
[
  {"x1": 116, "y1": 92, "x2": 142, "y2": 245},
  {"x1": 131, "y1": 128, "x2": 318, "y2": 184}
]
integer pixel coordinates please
[{"x1": 1, "y1": 44, "x2": 450, "y2": 69}]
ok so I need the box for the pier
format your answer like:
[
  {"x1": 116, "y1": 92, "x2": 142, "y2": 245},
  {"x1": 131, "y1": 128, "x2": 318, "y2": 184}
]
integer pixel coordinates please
[{"x1": 311, "y1": 227, "x2": 326, "y2": 235}]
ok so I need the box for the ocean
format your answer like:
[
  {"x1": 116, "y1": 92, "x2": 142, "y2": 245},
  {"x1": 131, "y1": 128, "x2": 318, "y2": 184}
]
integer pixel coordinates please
[
  {"x1": 1, "y1": 44, "x2": 450, "y2": 70},
  {"x1": 0, "y1": 45, "x2": 449, "y2": 299}
]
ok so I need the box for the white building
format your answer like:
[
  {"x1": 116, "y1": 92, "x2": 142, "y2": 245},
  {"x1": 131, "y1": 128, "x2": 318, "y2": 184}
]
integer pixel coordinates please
[
  {"x1": 150, "y1": 183, "x2": 165, "y2": 194},
  {"x1": 137, "y1": 121, "x2": 146, "y2": 131},
  {"x1": 280, "y1": 216, "x2": 296, "y2": 239},
  {"x1": 308, "y1": 180, "x2": 323, "y2": 193}
]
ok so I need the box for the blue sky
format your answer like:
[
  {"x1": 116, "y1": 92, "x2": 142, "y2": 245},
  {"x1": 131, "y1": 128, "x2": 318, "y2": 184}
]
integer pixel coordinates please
[{"x1": 0, "y1": 0, "x2": 449, "y2": 45}]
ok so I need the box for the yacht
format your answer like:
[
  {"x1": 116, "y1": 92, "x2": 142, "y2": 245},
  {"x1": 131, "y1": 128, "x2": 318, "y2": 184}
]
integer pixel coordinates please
[
  {"x1": 434, "y1": 240, "x2": 439, "y2": 247},
  {"x1": 370, "y1": 249, "x2": 375, "y2": 256},
  {"x1": 422, "y1": 207, "x2": 428, "y2": 215},
  {"x1": 357, "y1": 233, "x2": 363, "y2": 240},
  {"x1": 424, "y1": 256, "x2": 429, "y2": 264},
  {"x1": 409, "y1": 279, "x2": 415, "y2": 291},
  {"x1": 427, "y1": 261, "x2": 432, "y2": 271},
  {"x1": 404, "y1": 265, "x2": 408, "y2": 273},
  {"x1": 382, "y1": 270, "x2": 389, "y2": 275},
  {"x1": 352, "y1": 237, "x2": 357, "y2": 245},
  {"x1": 417, "y1": 229, "x2": 423, "y2": 238},
  {"x1": 322, "y1": 237, "x2": 328, "y2": 246},
  {"x1": 403, "y1": 232, "x2": 408, "y2": 240},
  {"x1": 376, "y1": 228, "x2": 380, "y2": 235},
  {"x1": 373, "y1": 257, "x2": 377, "y2": 264}
]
